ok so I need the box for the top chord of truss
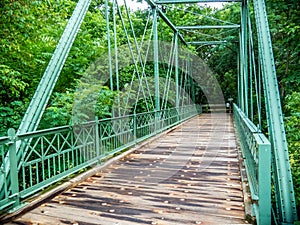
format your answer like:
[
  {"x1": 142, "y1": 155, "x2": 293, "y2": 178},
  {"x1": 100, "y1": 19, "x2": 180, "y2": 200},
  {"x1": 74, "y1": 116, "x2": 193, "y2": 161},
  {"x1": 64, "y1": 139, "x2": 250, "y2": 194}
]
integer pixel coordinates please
[{"x1": 155, "y1": 0, "x2": 241, "y2": 4}]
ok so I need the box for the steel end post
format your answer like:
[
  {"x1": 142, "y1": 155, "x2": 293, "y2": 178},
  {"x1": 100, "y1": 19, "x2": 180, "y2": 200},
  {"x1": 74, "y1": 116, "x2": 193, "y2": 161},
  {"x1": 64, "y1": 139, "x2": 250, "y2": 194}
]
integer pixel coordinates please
[{"x1": 7, "y1": 128, "x2": 20, "y2": 208}]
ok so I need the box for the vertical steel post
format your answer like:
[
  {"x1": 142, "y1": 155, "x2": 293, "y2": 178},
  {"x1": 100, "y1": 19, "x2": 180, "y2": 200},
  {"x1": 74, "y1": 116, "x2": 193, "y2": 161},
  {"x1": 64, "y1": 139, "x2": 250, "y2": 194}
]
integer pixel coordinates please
[
  {"x1": 174, "y1": 32, "x2": 179, "y2": 110},
  {"x1": 191, "y1": 79, "x2": 195, "y2": 103},
  {"x1": 239, "y1": 32, "x2": 244, "y2": 111},
  {"x1": 237, "y1": 43, "x2": 241, "y2": 108},
  {"x1": 258, "y1": 60, "x2": 262, "y2": 129},
  {"x1": 253, "y1": 0, "x2": 298, "y2": 223},
  {"x1": 8, "y1": 128, "x2": 20, "y2": 208},
  {"x1": 248, "y1": 15, "x2": 254, "y2": 121},
  {"x1": 95, "y1": 117, "x2": 100, "y2": 161},
  {"x1": 188, "y1": 55, "x2": 195, "y2": 104},
  {"x1": 113, "y1": 0, "x2": 121, "y2": 115},
  {"x1": 153, "y1": 7, "x2": 160, "y2": 132},
  {"x1": 99, "y1": 121, "x2": 103, "y2": 156},
  {"x1": 105, "y1": 0, "x2": 113, "y2": 91},
  {"x1": 133, "y1": 114, "x2": 137, "y2": 143},
  {"x1": 241, "y1": 0, "x2": 248, "y2": 116},
  {"x1": 113, "y1": 0, "x2": 119, "y2": 92},
  {"x1": 153, "y1": 8, "x2": 160, "y2": 112},
  {"x1": 258, "y1": 140, "x2": 271, "y2": 225}
]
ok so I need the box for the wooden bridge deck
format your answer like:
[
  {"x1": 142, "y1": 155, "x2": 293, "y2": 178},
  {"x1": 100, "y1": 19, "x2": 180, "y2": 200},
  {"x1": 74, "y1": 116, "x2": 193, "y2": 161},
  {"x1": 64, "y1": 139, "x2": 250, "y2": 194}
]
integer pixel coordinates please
[{"x1": 6, "y1": 114, "x2": 247, "y2": 225}]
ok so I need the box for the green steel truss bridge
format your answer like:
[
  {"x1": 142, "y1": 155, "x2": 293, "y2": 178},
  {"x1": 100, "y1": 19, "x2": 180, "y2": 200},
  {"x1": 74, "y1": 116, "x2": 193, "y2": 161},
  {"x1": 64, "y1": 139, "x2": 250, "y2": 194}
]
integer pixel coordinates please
[{"x1": 0, "y1": 0, "x2": 298, "y2": 224}]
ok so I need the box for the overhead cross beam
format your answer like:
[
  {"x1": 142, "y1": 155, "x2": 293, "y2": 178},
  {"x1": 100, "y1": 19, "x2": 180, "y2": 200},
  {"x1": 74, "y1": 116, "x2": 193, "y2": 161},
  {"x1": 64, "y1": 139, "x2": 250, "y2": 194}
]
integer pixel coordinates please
[
  {"x1": 145, "y1": 0, "x2": 187, "y2": 45},
  {"x1": 187, "y1": 41, "x2": 228, "y2": 45},
  {"x1": 177, "y1": 25, "x2": 240, "y2": 29},
  {"x1": 155, "y1": 0, "x2": 241, "y2": 4}
]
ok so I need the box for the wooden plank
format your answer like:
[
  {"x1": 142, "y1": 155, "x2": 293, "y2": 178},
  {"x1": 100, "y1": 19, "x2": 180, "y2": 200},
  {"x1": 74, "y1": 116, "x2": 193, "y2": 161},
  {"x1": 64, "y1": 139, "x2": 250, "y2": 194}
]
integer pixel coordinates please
[{"x1": 6, "y1": 113, "x2": 247, "y2": 225}]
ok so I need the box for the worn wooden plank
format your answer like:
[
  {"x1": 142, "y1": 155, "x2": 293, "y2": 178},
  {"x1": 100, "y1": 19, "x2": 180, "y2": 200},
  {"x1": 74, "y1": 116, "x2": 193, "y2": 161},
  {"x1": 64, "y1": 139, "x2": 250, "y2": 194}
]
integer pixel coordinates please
[{"x1": 6, "y1": 113, "x2": 247, "y2": 225}]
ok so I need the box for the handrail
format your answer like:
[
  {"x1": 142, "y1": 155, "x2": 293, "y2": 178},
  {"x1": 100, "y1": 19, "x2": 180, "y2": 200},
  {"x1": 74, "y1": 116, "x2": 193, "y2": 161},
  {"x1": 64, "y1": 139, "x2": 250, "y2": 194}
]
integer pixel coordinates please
[
  {"x1": 0, "y1": 105, "x2": 199, "y2": 214},
  {"x1": 233, "y1": 104, "x2": 271, "y2": 225}
]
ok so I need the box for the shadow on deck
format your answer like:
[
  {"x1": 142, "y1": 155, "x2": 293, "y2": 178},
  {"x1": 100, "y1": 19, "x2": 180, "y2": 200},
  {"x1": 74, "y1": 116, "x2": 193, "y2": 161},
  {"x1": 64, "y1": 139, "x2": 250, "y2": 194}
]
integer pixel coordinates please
[{"x1": 6, "y1": 114, "x2": 247, "y2": 225}]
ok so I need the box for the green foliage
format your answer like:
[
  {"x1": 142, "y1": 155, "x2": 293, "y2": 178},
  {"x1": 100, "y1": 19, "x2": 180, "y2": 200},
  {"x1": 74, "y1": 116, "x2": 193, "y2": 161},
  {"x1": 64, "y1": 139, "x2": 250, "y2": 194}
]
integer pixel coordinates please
[
  {"x1": 0, "y1": 101, "x2": 26, "y2": 136},
  {"x1": 268, "y1": 0, "x2": 300, "y2": 98},
  {"x1": 0, "y1": 0, "x2": 299, "y2": 210},
  {"x1": 0, "y1": 65, "x2": 28, "y2": 101},
  {"x1": 39, "y1": 91, "x2": 74, "y2": 129},
  {"x1": 0, "y1": 64, "x2": 28, "y2": 136},
  {"x1": 0, "y1": 0, "x2": 110, "y2": 131},
  {"x1": 0, "y1": 0, "x2": 74, "y2": 133},
  {"x1": 267, "y1": 0, "x2": 300, "y2": 210},
  {"x1": 284, "y1": 92, "x2": 300, "y2": 206},
  {"x1": 163, "y1": 4, "x2": 240, "y2": 102},
  {"x1": 73, "y1": 82, "x2": 117, "y2": 123}
]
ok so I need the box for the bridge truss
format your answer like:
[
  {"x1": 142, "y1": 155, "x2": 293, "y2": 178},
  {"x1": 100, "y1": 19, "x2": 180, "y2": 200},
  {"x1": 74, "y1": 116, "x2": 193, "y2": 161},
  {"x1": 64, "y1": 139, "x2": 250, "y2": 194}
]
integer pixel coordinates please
[{"x1": 0, "y1": 0, "x2": 297, "y2": 224}]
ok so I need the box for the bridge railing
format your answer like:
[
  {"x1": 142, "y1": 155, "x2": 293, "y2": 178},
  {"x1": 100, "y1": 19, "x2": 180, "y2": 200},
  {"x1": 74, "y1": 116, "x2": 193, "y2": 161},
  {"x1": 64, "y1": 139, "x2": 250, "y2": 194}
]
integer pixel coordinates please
[
  {"x1": 0, "y1": 136, "x2": 13, "y2": 211},
  {"x1": 0, "y1": 104, "x2": 199, "y2": 214},
  {"x1": 233, "y1": 104, "x2": 271, "y2": 225}
]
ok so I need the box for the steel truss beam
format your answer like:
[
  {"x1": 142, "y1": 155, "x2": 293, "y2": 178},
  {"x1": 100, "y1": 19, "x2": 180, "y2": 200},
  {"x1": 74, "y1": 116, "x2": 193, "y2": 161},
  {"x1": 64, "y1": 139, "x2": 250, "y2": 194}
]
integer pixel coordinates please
[
  {"x1": 155, "y1": 0, "x2": 240, "y2": 4},
  {"x1": 240, "y1": 0, "x2": 248, "y2": 115},
  {"x1": 1, "y1": 1, "x2": 296, "y2": 224},
  {"x1": 17, "y1": 0, "x2": 92, "y2": 134},
  {"x1": 253, "y1": 0, "x2": 297, "y2": 223},
  {"x1": 145, "y1": 0, "x2": 187, "y2": 45},
  {"x1": 0, "y1": 0, "x2": 92, "y2": 211},
  {"x1": 187, "y1": 41, "x2": 228, "y2": 45},
  {"x1": 153, "y1": 8, "x2": 160, "y2": 112},
  {"x1": 177, "y1": 25, "x2": 240, "y2": 29}
]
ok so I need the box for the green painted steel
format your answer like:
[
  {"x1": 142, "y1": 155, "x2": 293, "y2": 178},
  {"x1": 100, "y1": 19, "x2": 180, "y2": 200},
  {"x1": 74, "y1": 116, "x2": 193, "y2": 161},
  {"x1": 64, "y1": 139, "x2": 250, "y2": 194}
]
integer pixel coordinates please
[
  {"x1": 187, "y1": 41, "x2": 228, "y2": 45},
  {"x1": 7, "y1": 129, "x2": 20, "y2": 210},
  {"x1": 237, "y1": 42, "x2": 241, "y2": 108},
  {"x1": 0, "y1": 106, "x2": 199, "y2": 213},
  {"x1": 105, "y1": 0, "x2": 114, "y2": 91},
  {"x1": 0, "y1": 0, "x2": 92, "y2": 212},
  {"x1": 174, "y1": 32, "x2": 180, "y2": 109},
  {"x1": 253, "y1": 0, "x2": 297, "y2": 223},
  {"x1": 238, "y1": 32, "x2": 244, "y2": 112},
  {"x1": 18, "y1": 0, "x2": 91, "y2": 135},
  {"x1": 153, "y1": 7, "x2": 160, "y2": 132},
  {"x1": 112, "y1": 0, "x2": 120, "y2": 93},
  {"x1": 234, "y1": 104, "x2": 271, "y2": 225},
  {"x1": 177, "y1": 25, "x2": 240, "y2": 29},
  {"x1": 247, "y1": 14, "x2": 254, "y2": 121},
  {"x1": 0, "y1": 137, "x2": 15, "y2": 210},
  {"x1": 153, "y1": 8, "x2": 159, "y2": 113},
  {"x1": 146, "y1": 0, "x2": 187, "y2": 45},
  {"x1": 240, "y1": 0, "x2": 248, "y2": 116},
  {"x1": 156, "y1": 0, "x2": 240, "y2": 3},
  {"x1": 0, "y1": 0, "x2": 297, "y2": 223}
]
